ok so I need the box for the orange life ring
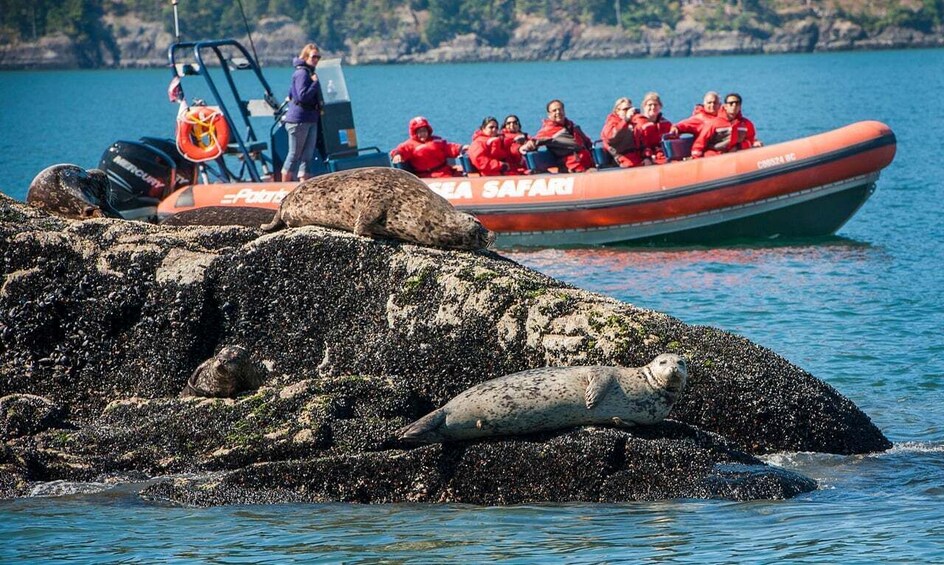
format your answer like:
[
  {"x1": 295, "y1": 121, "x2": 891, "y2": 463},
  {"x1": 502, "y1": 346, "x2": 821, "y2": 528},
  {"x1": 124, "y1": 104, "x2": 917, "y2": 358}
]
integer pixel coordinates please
[{"x1": 176, "y1": 106, "x2": 230, "y2": 162}]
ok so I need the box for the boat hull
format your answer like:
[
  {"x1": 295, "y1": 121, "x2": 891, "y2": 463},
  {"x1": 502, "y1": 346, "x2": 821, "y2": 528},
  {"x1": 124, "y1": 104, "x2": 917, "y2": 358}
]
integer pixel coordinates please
[{"x1": 156, "y1": 121, "x2": 896, "y2": 246}]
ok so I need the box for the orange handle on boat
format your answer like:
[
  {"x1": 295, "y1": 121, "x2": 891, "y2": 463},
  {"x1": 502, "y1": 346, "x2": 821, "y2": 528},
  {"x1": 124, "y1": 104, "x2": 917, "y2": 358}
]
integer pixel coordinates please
[{"x1": 176, "y1": 106, "x2": 230, "y2": 162}]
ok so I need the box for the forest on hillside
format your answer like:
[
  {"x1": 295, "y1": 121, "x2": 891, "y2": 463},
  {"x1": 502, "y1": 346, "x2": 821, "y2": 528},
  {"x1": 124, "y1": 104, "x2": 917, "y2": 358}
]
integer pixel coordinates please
[{"x1": 2, "y1": 0, "x2": 942, "y2": 52}]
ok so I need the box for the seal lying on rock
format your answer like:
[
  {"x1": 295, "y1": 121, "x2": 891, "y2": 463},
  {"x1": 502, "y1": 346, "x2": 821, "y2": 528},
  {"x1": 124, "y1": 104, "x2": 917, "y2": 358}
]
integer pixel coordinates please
[
  {"x1": 27, "y1": 164, "x2": 119, "y2": 220},
  {"x1": 260, "y1": 167, "x2": 495, "y2": 250},
  {"x1": 398, "y1": 353, "x2": 688, "y2": 444},
  {"x1": 180, "y1": 346, "x2": 268, "y2": 398}
]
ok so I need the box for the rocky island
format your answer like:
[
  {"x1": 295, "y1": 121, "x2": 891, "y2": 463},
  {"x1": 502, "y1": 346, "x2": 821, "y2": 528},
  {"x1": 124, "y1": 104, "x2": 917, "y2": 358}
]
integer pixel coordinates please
[{"x1": 0, "y1": 193, "x2": 890, "y2": 505}]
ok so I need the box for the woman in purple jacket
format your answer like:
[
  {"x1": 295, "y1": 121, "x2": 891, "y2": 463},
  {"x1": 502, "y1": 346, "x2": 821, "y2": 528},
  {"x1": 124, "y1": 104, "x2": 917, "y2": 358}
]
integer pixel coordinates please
[{"x1": 281, "y1": 43, "x2": 324, "y2": 182}]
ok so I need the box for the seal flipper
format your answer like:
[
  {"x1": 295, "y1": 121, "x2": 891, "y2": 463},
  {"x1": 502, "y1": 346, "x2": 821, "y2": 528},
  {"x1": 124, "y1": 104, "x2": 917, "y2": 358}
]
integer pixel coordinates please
[
  {"x1": 585, "y1": 373, "x2": 615, "y2": 409},
  {"x1": 398, "y1": 408, "x2": 448, "y2": 444},
  {"x1": 354, "y1": 205, "x2": 387, "y2": 238},
  {"x1": 260, "y1": 214, "x2": 286, "y2": 232},
  {"x1": 180, "y1": 359, "x2": 213, "y2": 398}
]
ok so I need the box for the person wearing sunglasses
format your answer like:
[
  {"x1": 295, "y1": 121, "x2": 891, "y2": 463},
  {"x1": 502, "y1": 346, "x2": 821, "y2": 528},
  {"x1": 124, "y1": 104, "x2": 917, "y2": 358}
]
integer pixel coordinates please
[
  {"x1": 501, "y1": 114, "x2": 530, "y2": 170},
  {"x1": 281, "y1": 43, "x2": 324, "y2": 182},
  {"x1": 469, "y1": 116, "x2": 525, "y2": 176},
  {"x1": 691, "y1": 92, "x2": 763, "y2": 159},
  {"x1": 600, "y1": 97, "x2": 645, "y2": 168}
]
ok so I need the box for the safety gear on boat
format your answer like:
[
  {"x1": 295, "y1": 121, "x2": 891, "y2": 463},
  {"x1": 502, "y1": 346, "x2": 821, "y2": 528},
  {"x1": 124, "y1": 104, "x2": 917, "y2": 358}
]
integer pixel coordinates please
[{"x1": 176, "y1": 106, "x2": 230, "y2": 162}]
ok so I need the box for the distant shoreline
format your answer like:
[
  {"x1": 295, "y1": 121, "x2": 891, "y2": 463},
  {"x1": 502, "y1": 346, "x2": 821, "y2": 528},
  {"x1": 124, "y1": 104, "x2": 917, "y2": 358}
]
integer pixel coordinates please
[{"x1": 2, "y1": 15, "x2": 942, "y2": 71}]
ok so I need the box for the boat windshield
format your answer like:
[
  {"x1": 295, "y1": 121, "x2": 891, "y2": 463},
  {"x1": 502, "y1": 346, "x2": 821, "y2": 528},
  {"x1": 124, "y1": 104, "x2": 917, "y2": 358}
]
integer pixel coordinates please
[{"x1": 318, "y1": 58, "x2": 349, "y2": 104}]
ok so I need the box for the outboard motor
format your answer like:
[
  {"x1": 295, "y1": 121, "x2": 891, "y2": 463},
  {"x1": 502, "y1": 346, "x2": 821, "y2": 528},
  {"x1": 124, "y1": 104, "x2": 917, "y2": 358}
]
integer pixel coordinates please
[
  {"x1": 98, "y1": 140, "x2": 179, "y2": 221},
  {"x1": 139, "y1": 136, "x2": 199, "y2": 188}
]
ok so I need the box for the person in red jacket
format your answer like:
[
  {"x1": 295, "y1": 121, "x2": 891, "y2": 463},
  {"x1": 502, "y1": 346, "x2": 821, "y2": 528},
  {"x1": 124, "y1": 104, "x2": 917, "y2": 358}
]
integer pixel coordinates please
[
  {"x1": 390, "y1": 116, "x2": 465, "y2": 178},
  {"x1": 520, "y1": 99, "x2": 595, "y2": 172},
  {"x1": 674, "y1": 91, "x2": 720, "y2": 137},
  {"x1": 501, "y1": 114, "x2": 529, "y2": 172},
  {"x1": 600, "y1": 97, "x2": 645, "y2": 168},
  {"x1": 631, "y1": 92, "x2": 673, "y2": 165},
  {"x1": 469, "y1": 116, "x2": 524, "y2": 176},
  {"x1": 691, "y1": 92, "x2": 763, "y2": 159}
]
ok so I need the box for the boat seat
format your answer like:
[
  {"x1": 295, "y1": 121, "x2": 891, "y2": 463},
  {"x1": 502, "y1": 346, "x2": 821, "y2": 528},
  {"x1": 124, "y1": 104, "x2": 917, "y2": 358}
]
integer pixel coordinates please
[
  {"x1": 524, "y1": 148, "x2": 561, "y2": 174},
  {"x1": 662, "y1": 134, "x2": 694, "y2": 161},
  {"x1": 392, "y1": 161, "x2": 415, "y2": 174},
  {"x1": 458, "y1": 154, "x2": 478, "y2": 175},
  {"x1": 327, "y1": 147, "x2": 391, "y2": 172},
  {"x1": 592, "y1": 142, "x2": 616, "y2": 169}
]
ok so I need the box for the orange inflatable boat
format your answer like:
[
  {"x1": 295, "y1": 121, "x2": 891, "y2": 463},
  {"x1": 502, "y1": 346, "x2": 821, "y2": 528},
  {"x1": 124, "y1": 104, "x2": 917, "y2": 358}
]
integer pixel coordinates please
[{"x1": 155, "y1": 120, "x2": 896, "y2": 246}]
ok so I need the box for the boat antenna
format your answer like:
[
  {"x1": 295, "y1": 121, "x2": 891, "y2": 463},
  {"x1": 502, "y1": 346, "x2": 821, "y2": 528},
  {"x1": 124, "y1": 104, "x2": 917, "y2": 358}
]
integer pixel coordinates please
[
  {"x1": 236, "y1": 0, "x2": 261, "y2": 66},
  {"x1": 171, "y1": 0, "x2": 180, "y2": 41}
]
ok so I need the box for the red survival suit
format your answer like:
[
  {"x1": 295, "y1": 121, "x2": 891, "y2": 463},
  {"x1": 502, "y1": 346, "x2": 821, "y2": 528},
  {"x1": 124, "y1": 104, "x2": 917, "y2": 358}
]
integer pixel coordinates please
[
  {"x1": 674, "y1": 104, "x2": 717, "y2": 136},
  {"x1": 691, "y1": 110, "x2": 758, "y2": 159},
  {"x1": 600, "y1": 111, "x2": 644, "y2": 167},
  {"x1": 501, "y1": 128, "x2": 529, "y2": 172},
  {"x1": 532, "y1": 118, "x2": 594, "y2": 172},
  {"x1": 469, "y1": 130, "x2": 524, "y2": 176},
  {"x1": 631, "y1": 113, "x2": 673, "y2": 164},
  {"x1": 390, "y1": 117, "x2": 463, "y2": 178}
]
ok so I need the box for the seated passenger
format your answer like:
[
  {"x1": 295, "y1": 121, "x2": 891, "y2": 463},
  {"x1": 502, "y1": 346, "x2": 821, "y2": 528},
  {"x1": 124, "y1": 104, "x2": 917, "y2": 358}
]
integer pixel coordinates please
[
  {"x1": 519, "y1": 99, "x2": 595, "y2": 173},
  {"x1": 691, "y1": 92, "x2": 764, "y2": 159},
  {"x1": 674, "y1": 91, "x2": 720, "y2": 137},
  {"x1": 501, "y1": 114, "x2": 529, "y2": 171},
  {"x1": 469, "y1": 116, "x2": 524, "y2": 176},
  {"x1": 390, "y1": 116, "x2": 466, "y2": 178},
  {"x1": 600, "y1": 97, "x2": 645, "y2": 168},
  {"x1": 631, "y1": 92, "x2": 673, "y2": 165}
]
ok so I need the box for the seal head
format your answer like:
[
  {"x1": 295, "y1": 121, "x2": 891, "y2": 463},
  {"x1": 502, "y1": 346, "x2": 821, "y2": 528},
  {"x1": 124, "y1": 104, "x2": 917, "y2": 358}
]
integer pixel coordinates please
[
  {"x1": 180, "y1": 345, "x2": 268, "y2": 398},
  {"x1": 26, "y1": 164, "x2": 119, "y2": 220},
  {"x1": 398, "y1": 353, "x2": 688, "y2": 444}
]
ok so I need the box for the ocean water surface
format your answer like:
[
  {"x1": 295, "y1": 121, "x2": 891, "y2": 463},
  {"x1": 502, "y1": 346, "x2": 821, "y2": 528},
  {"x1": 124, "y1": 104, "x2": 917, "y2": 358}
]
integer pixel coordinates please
[{"x1": 1, "y1": 49, "x2": 942, "y2": 562}]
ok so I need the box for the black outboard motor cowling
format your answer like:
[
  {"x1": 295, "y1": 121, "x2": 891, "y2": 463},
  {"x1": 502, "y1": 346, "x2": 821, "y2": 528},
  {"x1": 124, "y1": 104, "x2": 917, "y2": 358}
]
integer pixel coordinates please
[
  {"x1": 139, "y1": 136, "x2": 199, "y2": 188},
  {"x1": 98, "y1": 140, "x2": 178, "y2": 221}
]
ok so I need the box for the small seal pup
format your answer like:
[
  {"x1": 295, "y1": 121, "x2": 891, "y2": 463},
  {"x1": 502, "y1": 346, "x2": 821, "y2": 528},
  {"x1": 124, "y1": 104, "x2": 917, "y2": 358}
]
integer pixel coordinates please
[
  {"x1": 27, "y1": 164, "x2": 119, "y2": 219},
  {"x1": 398, "y1": 353, "x2": 688, "y2": 444},
  {"x1": 180, "y1": 345, "x2": 268, "y2": 398},
  {"x1": 260, "y1": 167, "x2": 495, "y2": 250}
]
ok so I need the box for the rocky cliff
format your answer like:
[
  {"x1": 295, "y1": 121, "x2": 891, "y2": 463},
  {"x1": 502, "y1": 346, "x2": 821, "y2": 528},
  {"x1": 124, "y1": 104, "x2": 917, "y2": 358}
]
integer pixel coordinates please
[
  {"x1": 1, "y1": 11, "x2": 941, "y2": 69},
  {"x1": 0, "y1": 194, "x2": 891, "y2": 505}
]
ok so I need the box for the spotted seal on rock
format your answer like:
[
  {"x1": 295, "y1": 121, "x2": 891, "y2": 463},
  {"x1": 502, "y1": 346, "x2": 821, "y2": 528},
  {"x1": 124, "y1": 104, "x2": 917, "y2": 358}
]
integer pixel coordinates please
[
  {"x1": 180, "y1": 346, "x2": 268, "y2": 398},
  {"x1": 398, "y1": 353, "x2": 688, "y2": 444},
  {"x1": 26, "y1": 164, "x2": 119, "y2": 220},
  {"x1": 260, "y1": 167, "x2": 495, "y2": 250}
]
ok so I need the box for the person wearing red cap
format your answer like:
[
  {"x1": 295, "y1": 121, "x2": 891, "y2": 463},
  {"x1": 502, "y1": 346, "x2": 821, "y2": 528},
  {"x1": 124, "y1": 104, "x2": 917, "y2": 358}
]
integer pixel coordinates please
[{"x1": 390, "y1": 116, "x2": 466, "y2": 178}]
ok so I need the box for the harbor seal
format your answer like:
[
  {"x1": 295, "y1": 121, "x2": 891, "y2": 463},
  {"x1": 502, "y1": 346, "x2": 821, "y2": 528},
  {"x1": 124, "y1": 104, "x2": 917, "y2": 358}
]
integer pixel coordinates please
[
  {"x1": 260, "y1": 167, "x2": 495, "y2": 250},
  {"x1": 26, "y1": 164, "x2": 119, "y2": 220},
  {"x1": 398, "y1": 353, "x2": 688, "y2": 444},
  {"x1": 180, "y1": 346, "x2": 268, "y2": 398}
]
